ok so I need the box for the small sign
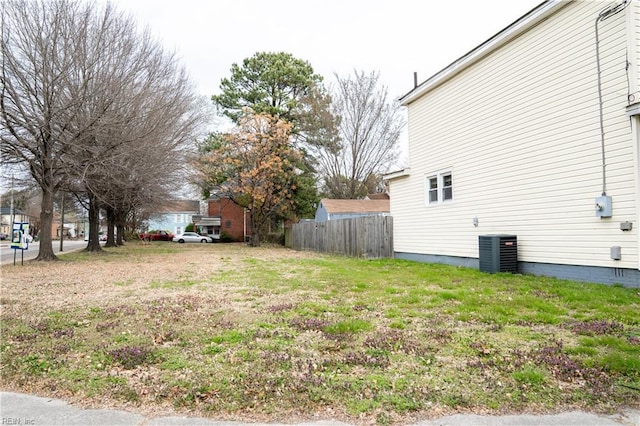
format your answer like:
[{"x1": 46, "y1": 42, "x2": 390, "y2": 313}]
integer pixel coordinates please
[{"x1": 10, "y1": 222, "x2": 29, "y2": 250}]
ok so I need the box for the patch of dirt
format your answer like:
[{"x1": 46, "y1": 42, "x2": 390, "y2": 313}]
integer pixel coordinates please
[
  {"x1": 1, "y1": 243, "x2": 337, "y2": 422},
  {"x1": 1, "y1": 243, "x2": 313, "y2": 315}
]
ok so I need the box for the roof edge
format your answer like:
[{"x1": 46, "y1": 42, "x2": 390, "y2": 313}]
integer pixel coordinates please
[
  {"x1": 626, "y1": 102, "x2": 640, "y2": 117},
  {"x1": 399, "y1": 1, "x2": 564, "y2": 106},
  {"x1": 383, "y1": 168, "x2": 411, "y2": 181}
]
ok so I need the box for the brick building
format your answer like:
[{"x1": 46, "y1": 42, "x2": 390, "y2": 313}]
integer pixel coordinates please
[{"x1": 194, "y1": 197, "x2": 251, "y2": 242}]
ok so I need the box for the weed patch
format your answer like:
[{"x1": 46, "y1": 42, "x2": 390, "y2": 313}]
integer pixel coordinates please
[
  {"x1": 1, "y1": 243, "x2": 639, "y2": 424},
  {"x1": 108, "y1": 346, "x2": 154, "y2": 369}
]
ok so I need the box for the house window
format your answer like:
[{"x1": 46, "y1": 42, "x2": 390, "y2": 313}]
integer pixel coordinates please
[
  {"x1": 175, "y1": 214, "x2": 183, "y2": 223},
  {"x1": 426, "y1": 171, "x2": 453, "y2": 205},
  {"x1": 442, "y1": 173, "x2": 453, "y2": 201},
  {"x1": 428, "y1": 177, "x2": 438, "y2": 203}
]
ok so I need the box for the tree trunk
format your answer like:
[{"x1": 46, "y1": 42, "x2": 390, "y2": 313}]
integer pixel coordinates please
[
  {"x1": 248, "y1": 211, "x2": 260, "y2": 247},
  {"x1": 85, "y1": 193, "x2": 103, "y2": 252},
  {"x1": 116, "y1": 207, "x2": 127, "y2": 246},
  {"x1": 116, "y1": 223, "x2": 125, "y2": 245},
  {"x1": 34, "y1": 185, "x2": 58, "y2": 261},
  {"x1": 104, "y1": 206, "x2": 117, "y2": 247}
]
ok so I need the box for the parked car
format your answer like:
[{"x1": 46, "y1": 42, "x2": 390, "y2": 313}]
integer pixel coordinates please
[
  {"x1": 139, "y1": 230, "x2": 174, "y2": 241},
  {"x1": 172, "y1": 232, "x2": 213, "y2": 243}
]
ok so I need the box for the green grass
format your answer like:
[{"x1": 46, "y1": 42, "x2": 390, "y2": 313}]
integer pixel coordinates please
[
  {"x1": 208, "y1": 330, "x2": 246, "y2": 345},
  {"x1": 324, "y1": 318, "x2": 372, "y2": 334},
  {"x1": 1, "y1": 244, "x2": 639, "y2": 424},
  {"x1": 512, "y1": 366, "x2": 548, "y2": 386}
]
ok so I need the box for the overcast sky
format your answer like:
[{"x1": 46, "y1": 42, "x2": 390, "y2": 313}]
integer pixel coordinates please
[
  {"x1": 2, "y1": 1, "x2": 546, "y2": 192},
  {"x1": 103, "y1": 0, "x2": 545, "y2": 167},
  {"x1": 110, "y1": 0, "x2": 543, "y2": 102}
]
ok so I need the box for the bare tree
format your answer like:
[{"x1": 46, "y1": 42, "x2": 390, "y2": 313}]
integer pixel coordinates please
[
  {"x1": 92, "y1": 96, "x2": 203, "y2": 250},
  {"x1": 1, "y1": 0, "x2": 205, "y2": 258},
  {"x1": 1, "y1": 0, "x2": 128, "y2": 259},
  {"x1": 78, "y1": 35, "x2": 204, "y2": 251},
  {"x1": 314, "y1": 70, "x2": 405, "y2": 199}
]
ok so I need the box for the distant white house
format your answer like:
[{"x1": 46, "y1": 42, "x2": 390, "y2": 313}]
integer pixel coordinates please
[
  {"x1": 386, "y1": 0, "x2": 640, "y2": 286},
  {"x1": 315, "y1": 198, "x2": 390, "y2": 222},
  {"x1": 0, "y1": 207, "x2": 32, "y2": 238},
  {"x1": 147, "y1": 200, "x2": 202, "y2": 236}
]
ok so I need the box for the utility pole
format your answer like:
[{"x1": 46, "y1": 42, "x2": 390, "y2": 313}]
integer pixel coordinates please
[
  {"x1": 10, "y1": 174, "x2": 15, "y2": 232},
  {"x1": 9, "y1": 174, "x2": 20, "y2": 266},
  {"x1": 59, "y1": 193, "x2": 65, "y2": 252}
]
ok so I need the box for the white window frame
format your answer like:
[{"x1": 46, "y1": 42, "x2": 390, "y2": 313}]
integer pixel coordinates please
[{"x1": 425, "y1": 170, "x2": 453, "y2": 206}]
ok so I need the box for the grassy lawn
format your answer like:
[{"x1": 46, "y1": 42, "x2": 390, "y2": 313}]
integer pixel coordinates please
[{"x1": 1, "y1": 243, "x2": 639, "y2": 424}]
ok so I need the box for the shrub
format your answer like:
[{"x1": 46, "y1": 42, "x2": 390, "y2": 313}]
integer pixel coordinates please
[
  {"x1": 263, "y1": 232, "x2": 285, "y2": 245},
  {"x1": 219, "y1": 231, "x2": 237, "y2": 243},
  {"x1": 123, "y1": 230, "x2": 139, "y2": 241}
]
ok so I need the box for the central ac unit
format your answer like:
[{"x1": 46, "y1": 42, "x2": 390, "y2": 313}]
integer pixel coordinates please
[{"x1": 478, "y1": 234, "x2": 518, "y2": 274}]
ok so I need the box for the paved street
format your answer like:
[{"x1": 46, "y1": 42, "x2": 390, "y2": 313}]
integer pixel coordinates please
[
  {"x1": 0, "y1": 240, "x2": 88, "y2": 265},
  {"x1": 1, "y1": 392, "x2": 639, "y2": 426}
]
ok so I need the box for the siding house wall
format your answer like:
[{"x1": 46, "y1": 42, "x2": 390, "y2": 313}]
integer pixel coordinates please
[
  {"x1": 628, "y1": 1, "x2": 640, "y2": 278},
  {"x1": 632, "y1": 1, "x2": 640, "y2": 98},
  {"x1": 148, "y1": 211, "x2": 198, "y2": 236},
  {"x1": 0, "y1": 208, "x2": 33, "y2": 238},
  {"x1": 315, "y1": 203, "x2": 329, "y2": 222},
  {"x1": 389, "y1": 1, "x2": 640, "y2": 286},
  {"x1": 147, "y1": 200, "x2": 201, "y2": 236},
  {"x1": 315, "y1": 199, "x2": 391, "y2": 222}
]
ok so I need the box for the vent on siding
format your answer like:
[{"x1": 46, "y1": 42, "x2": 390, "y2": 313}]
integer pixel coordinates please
[{"x1": 478, "y1": 235, "x2": 518, "y2": 274}]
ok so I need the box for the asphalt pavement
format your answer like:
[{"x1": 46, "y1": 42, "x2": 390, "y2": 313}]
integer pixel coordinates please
[
  {"x1": 0, "y1": 240, "x2": 88, "y2": 265},
  {"x1": 1, "y1": 392, "x2": 638, "y2": 426}
]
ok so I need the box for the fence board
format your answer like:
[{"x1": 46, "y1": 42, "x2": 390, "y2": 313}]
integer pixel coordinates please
[{"x1": 290, "y1": 216, "x2": 393, "y2": 258}]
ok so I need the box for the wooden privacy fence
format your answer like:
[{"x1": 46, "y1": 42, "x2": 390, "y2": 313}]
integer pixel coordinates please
[{"x1": 290, "y1": 216, "x2": 393, "y2": 258}]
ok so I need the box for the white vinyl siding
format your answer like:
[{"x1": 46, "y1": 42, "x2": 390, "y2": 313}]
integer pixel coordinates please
[
  {"x1": 637, "y1": 1, "x2": 640, "y2": 92},
  {"x1": 392, "y1": 1, "x2": 638, "y2": 269},
  {"x1": 630, "y1": 1, "x2": 640, "y2": 97}
]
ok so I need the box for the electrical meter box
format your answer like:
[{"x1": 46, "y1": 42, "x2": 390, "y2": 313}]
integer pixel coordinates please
[{"x1": 595, "y1": 195, "x2": 612, "y2": 218}]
